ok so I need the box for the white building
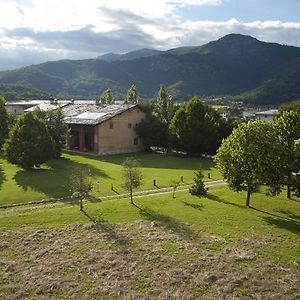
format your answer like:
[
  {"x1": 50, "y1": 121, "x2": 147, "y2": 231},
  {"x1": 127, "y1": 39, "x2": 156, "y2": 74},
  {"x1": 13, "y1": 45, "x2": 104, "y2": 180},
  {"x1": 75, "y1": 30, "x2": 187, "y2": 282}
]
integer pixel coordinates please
[{"x1": 255, "y1": 109, "x2": 279, "y2": 123}]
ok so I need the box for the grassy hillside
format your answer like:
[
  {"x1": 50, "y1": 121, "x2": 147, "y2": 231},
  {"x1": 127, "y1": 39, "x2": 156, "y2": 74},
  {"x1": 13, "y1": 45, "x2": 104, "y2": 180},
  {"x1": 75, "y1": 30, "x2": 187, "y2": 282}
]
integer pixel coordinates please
[{"x1": 0, "y1": 186, "x2": 299, "y2": 299}]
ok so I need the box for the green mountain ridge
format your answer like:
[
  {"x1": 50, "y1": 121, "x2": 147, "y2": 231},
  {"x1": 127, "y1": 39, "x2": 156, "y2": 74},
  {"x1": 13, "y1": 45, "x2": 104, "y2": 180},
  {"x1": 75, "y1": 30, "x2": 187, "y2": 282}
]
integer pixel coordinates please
[{"x1": 1, "y1": 33, "x2": 300, "y2": 104}]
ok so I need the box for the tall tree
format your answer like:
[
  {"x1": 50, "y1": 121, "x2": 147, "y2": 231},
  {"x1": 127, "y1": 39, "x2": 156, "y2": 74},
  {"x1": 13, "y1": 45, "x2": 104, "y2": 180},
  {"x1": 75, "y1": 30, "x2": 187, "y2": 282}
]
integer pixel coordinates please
[
  {"x1": 100, "y1": 89, "x2": 114, "y2": 104},
  {"x1": 153, "y1": 85, "x2": 174, "y2": 149},
  {"x1": 125, "y1": 84, "x2": 139, "y2": 104},
  {"x1": 122, "y1": 158, "x2": 143, "y2": 204},
  {"x1": 275, "y1": 110, "x2": 300, "y2": 199},
  {"x1": 0, "y1": 96, "x2": 8, "y2": 149},
  {"x1": 215, "y1": 121, "x2": 284, "y2": 207},
  {"x1": 154, "y1": 85, "x2": 174, "y2": 126},
  {"x1": 5, "y1": 112, "x2": 54, "y2": 169}
]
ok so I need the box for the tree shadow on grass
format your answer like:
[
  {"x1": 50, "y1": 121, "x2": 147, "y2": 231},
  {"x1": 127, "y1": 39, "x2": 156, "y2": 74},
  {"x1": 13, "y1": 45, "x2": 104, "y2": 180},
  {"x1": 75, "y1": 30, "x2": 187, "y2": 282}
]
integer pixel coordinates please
[
  {"x1": 263, "y1": 216, "x2": 300, "y2": 236},
  {"x1": 81, "y1": 209, "x2": 130, "y2": 248},
  {"x1": 0, "y1": 167, "x2": 5, "y2": 191},
  {"x1": 132, "y1": 202, "x2": 197, "y2": 240},
  {"x1": 181, "y1": 200, "x2": 204, "y2": 211},
  {"x1": 14, "y1": 157, "x2": 110, "y2": 199},
  {"x1": 206, "y1": 193, "x2": 245, "y2": 209},
  {"x1": 276, "y1": 210, "x2": 300, "y2": 221},
  {"x1": 250, "y1": 207, "x2": 300, "y2": 236}
]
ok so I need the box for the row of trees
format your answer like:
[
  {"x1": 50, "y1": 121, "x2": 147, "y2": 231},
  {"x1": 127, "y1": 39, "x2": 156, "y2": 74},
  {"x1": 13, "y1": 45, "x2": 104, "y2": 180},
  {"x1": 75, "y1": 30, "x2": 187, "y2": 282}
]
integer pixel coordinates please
[
  {"x1": 99, "y1": 84, "x2": 139, "y2": 105},
  {"x1": 0, "y1": 97, "x2": 67, "y2": 169},
  {"x1": 215, "y1": 107, "x2": 300, "y2": 206},
  {"x1": 136, "y1": 85, "x2": 234, "y2": 154}
]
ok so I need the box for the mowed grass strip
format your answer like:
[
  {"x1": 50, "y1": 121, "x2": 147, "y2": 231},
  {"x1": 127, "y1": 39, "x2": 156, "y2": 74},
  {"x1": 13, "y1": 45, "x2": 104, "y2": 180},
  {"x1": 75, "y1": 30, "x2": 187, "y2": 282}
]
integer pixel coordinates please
[
  {"x1": 1, "y1": 186, "x2": 299, "y2": 264},
  {"x1": 0, "y1": 152, "x2": 220, "y2": 205}
]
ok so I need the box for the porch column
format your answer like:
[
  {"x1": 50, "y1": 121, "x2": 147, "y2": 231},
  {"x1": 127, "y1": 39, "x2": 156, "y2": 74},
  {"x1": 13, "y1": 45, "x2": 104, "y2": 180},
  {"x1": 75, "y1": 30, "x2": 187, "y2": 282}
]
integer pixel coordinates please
[
  {"x1": 79, "y1": 125, "x2": 85, "y2": 151},
  {"x1": 94, "y1": 125, "x2": 99, "y2": 154}
]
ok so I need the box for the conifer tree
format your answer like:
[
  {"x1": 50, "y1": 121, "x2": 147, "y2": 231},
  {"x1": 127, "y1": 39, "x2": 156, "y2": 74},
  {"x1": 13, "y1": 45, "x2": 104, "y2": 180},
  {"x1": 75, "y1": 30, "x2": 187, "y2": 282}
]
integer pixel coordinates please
[
  {"x1": 125, "y1": 84, "x2": 139, "y2": 104},
  {"x1": 189, "y1": 170, "x2": 207, "y2": 197}
]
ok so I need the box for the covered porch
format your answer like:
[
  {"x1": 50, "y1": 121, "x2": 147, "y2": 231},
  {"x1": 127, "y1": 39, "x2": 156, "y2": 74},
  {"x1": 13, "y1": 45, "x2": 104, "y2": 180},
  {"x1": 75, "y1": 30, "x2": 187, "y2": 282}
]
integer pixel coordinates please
[{"x1": 67, "y1": 124, "x2": 98, "y2": 153}]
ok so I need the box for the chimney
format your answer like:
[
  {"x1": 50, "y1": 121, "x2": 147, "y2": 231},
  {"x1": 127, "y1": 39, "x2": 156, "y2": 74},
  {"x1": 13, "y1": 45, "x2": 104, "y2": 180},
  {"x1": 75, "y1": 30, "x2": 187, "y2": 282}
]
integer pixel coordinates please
[{"x1": 95, "y1": 98, "x2": 100, "y2": 105}]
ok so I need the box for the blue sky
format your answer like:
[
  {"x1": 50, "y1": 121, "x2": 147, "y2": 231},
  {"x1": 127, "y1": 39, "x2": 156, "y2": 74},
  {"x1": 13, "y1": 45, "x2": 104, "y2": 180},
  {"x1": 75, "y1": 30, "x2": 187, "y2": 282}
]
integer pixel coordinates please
[
  {"x1": 179, "y1": 0, "x2": 300, "y2": 22},
  {"x1": 0, "y1": 0, "x2": 299, "y2": 70}
]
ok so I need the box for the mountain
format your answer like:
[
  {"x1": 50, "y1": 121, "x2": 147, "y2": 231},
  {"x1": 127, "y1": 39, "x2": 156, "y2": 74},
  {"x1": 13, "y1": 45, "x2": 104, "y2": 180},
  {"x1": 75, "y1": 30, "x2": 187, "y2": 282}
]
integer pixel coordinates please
[
  {"x1": 0, "y1": 83, "x2": 54, "y2": 101},
  {"x1": 1, "y1": 34, "x2": 300, "y2": 104},
  {"x1": 98, "y1": 48, "x2": 162, "y2": 62}
]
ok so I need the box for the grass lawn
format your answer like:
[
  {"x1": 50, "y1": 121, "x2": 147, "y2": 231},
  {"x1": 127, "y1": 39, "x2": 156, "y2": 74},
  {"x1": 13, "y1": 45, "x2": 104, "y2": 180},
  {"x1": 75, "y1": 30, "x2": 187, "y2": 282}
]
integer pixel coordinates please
[
  {"x1": 0, "y1": 152, "x2": 220, "y2": 206},
  {"x1": 0, "y1": 186, "x2": 299, "y2": 299}
]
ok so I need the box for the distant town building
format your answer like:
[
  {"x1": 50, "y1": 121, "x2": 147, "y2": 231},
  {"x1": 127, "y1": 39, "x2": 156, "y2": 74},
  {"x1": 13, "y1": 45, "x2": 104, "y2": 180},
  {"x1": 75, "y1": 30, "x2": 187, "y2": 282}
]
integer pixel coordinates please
[{"x1": 254, "y1": 109, "x2": 279, "y2": 123}]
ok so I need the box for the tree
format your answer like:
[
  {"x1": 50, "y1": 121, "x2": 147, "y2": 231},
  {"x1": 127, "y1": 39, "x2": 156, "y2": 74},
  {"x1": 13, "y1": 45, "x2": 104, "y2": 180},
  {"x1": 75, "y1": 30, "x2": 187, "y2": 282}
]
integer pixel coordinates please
[
  {"x1": 170, "y1": 97, "x2": 232, "y2": 154},
  {"x1": 0, "y1": 96, "x2": 8, "y2": 149},
  {"x1": 122, "y1": 158, "x2": 143, "y2": 204},
  {"x1": 189, "y1": 170, "x2": 207, "y2": 197},
  {"x1": 4, "y1": 112, "x2": 54, "y2": 169},
  {"x1": 215, "y1": 121, "x2": 284, "y2": 207},
  {"x1": 153, "y1": 85, "x2": 174, "y2": 149},
  {"x1": 70, "y1": 168, "x2": 93, "y2": 211},
  {"x1": 100, "y1": 89, "x2": 114, "y2": 104},
  {"x1": 291, "y1": 139, "x2": 300, "y2": 197},
  {"x1": 279, "y1": 99, "x2": 300, "y2": 115},
  {"x1": 275, "y1": 111, "x2": 300, "y2": 199},
  {"x1": 135, "y1": 114, "x2": 168, "y2": 149},
  {"x1": 125, "y1": 84, "x2": 139, "y2": 104},
  {"x1": 154, "y1": 85, "x2": 174, "y2": 126},
  {"x1": 34, "y1": 108, "x2": 67, "y2": 158}
]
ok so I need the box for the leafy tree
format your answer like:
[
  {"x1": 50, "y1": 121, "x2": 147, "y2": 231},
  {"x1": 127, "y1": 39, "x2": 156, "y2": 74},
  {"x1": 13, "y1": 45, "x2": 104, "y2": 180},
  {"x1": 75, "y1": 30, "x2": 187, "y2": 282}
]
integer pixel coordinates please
[
  {"x1": 34, "y1": 108, "x2": 67, "y2": 158},
  {"x1": 135, "y1": 114, "x2": 168, "y2": 149},
  {"x1": 125, "y1": 84, "x2": 139, "y2": 104},
  {"x1": 4, "y1": 112, "x2": 54, "y2": 169},
  {"x1": 0, "y1": 96, "x2": 8, "y2": 149},
  {"x1": 170, "y1": 97, "x2": 231, "y2": 154},
  {"x1": 275, "y1": 111, "x2": 300, "y2": 199},
  {"x1": 122, "y1": 158, "x2": 143, "y2": 204},
  {"x1": 189, "y1": 170, "x2": 207, "y2": 197},
  {"x1": 70, "y1": 168, "x2": 93, "y2": 211},
  {"x1": 279, "y1": 99, "x2": 300, "y2": 115},
  {"x1": 100, "y1": 89, "x2": 114, "y2": 104},
  {"x1": 215, "y1": 121, "x2": 284, "y2": 207}
]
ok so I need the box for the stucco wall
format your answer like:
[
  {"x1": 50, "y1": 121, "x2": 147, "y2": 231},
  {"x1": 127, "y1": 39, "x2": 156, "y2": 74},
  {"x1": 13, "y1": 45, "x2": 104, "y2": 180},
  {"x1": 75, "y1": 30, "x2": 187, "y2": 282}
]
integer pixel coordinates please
[{"x1": 97, "y1": 106, "x2": 146, "y2": 155}]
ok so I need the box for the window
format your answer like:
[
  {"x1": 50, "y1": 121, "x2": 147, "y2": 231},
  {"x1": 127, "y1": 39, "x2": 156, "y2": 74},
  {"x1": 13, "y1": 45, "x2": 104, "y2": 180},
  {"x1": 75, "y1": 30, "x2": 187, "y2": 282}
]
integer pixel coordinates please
[
  {"x1": 134, "y1": 138, "x2": 138, "y2": 145},
  {"x1": 128, "y1": 123, "x2": 132, "y2": 128},
  {"x1": 109, "y1": 122, "x2": 113, "y2": 129}
]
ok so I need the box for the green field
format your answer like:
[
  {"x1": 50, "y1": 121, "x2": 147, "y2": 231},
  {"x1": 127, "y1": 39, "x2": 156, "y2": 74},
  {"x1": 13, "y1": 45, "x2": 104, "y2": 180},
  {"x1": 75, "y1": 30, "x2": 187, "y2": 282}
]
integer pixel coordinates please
[
  {"x1": 0, "y1": 186, "x2": 299, "y2": 299},
  {"x1": 0, "y1": 152, "x2": 299, "y2": 299},
  {"x1": 0, "y1": 152, "x2": 220, "y2": 206}
]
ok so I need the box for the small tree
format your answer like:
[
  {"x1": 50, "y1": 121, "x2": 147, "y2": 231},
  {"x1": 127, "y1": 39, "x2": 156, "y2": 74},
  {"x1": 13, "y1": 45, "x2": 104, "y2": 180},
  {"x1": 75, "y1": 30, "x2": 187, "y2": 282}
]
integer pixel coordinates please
[
  {"x1": 5, "y1": 112, "x2": 54, "y2": 169},
  {"x1": 100, "y1": 89, "x2": 114, "y2": 104},
  {"x1": 189, "y1": 170, "x2": 207, "y2": 197},
  {"x1": 125, "y1": 84, "x2": 139, "y2": 104},
  {"x1": 0, "y1": 96, "x2": 8, "y2": 149},
  {"x1": 70, "y1": 168, "x2": 93, "y2": 211},
  {"x1": 122, "y1": 158, "x2": 143, "y2": 204}
]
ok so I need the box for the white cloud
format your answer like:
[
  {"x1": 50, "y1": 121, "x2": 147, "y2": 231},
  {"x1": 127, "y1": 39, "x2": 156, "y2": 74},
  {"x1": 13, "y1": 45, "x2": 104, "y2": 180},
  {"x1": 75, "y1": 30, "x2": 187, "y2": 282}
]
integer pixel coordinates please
[{"x1": 0, "y1": 1, "x2": 299, "y2": 70}]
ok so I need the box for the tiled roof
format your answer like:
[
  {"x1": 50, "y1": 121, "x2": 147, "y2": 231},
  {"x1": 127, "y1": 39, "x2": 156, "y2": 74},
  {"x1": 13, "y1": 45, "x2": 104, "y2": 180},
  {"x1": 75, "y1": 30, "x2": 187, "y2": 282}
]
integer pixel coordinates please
[{"x1": 63, "y1": 104, "x2": 138, "y2": 125}]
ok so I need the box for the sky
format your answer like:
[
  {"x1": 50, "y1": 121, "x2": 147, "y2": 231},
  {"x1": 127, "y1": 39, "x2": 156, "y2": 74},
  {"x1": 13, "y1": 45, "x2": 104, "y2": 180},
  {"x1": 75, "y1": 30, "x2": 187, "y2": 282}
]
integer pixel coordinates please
[{"x1": 0, "y1": 0, "x2": 300, "y2": 70}]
